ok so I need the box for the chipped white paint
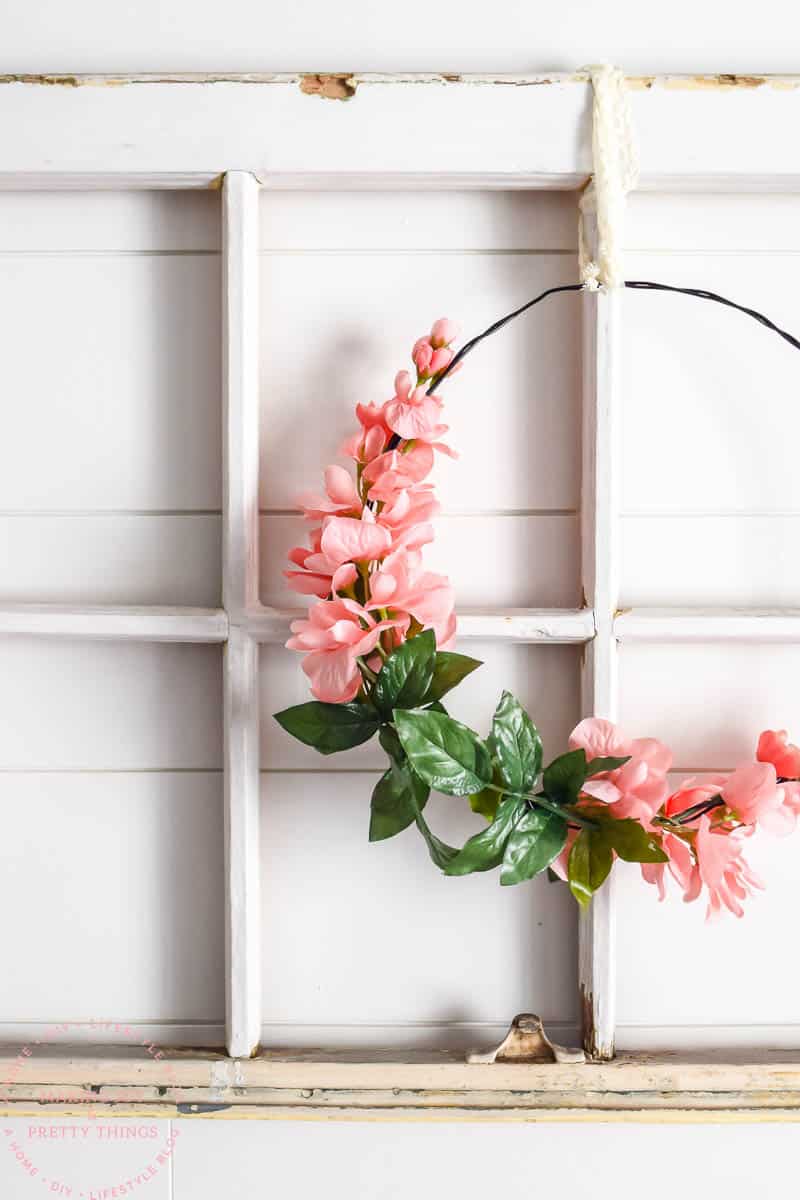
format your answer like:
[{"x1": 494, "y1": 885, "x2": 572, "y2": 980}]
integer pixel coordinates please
[
  {"x1": 0, "y1": 604, "x2": 228, "y2": 642},
  {"x1": 2, "y1": 74, "x2": 800, "y2": 190},
  {"x1": 246, "y1": 607, "x2": 595, "y2": 644}
]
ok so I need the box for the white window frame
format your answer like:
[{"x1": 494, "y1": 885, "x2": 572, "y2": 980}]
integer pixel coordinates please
[{"x1": 3, "y1": 71, "x2": 800, "y2": 1118}]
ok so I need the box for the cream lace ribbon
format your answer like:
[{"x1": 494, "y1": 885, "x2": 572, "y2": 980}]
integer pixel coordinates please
[{"x1": 578, "y1": 65, "x2": 639, "y2": 291}]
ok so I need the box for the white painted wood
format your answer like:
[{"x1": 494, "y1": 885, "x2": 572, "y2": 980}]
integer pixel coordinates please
[
  {"x1": 0, "y1": 253, "x2": 221, "y2": 511},
  {"x1": 0, "y1": 604, "x2": 227, "y2": 642},
  {"x1": 224, "y1": 628, "x2": 261, "y2": 1059},
  {"x1": 259, "y1": 188, "x2": 578, "y2": 251},
  {"x1": 0, "y1": 515, "x2": 221, "y2": 606},
  {"x1": 0, "y1": 639, "x2": 222, "y2": 768},
  {"x1": 262, "y1": 642, "x2": 580, "y2": 771},
  {"x1": 621, "y1": 252, "x2": 800, "y2": 517},
  {"x1": 0, "y1": 188, "x2": 219, "y2": 250},
  {"x1": 259, "y1": 773, "x2": 577, "y2": 1036},
  {"x1": 247, "y1": 606, "x2": 594, "y2": 645},
  {"x1": 627, "y1": 191, "x2": 800, "y2": 252},
  {"x1": 615, "y1": 607, "x2": 800, "y2": 643},
  {"x1": 261, "y1": 514, "x2": 580, "y2": 610},
  {"x1": 620, "y1": 515, "x2": 800, "y2": 608},
  {"x1": 222, "y1": 172, "x2": 262, "y2": 1059},
  {"x1": 258, "y1": 249, "x2": 581, "y2": 513},
  {"x1": 579, "y1": 216, "x2": 621, "y2": 1060},
  {"x1": 4, "y1": 75, "x2": 800, "y2": 188},
  {"x1": 0, "y1": 773, "x2": 223, "y2": 1023},
  {"x1": 618, "y1": 643, "x2": 800, "y2": 771}
]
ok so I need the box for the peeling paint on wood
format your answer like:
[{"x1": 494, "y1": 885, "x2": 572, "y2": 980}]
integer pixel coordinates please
[{"x1": 299, "y1": 73, "x2": 357, "y2": 101}]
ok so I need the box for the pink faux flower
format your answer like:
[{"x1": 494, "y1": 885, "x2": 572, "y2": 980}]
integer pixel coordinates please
[
  {"x1": 362, "y1": 443, "x2": 435, "y2": 502},
  {"x1": 286, "y1": 598, "x2": 400, "y2": 703},
  {"x1": 568, "y1": 717, "x2": 672, "y2": 823},
  {"x1": 430, "y1": 317, "x2": 459, "y2": 348},
  {"x1": 284, "y1": 516, "x2": 391, "y2": 598},
  {"x1": 694, "y1": 815, "x2": 763, "y2": 920},
  {"x1": 641, "y1": 829, "x2": 699, "y2": 903},
  {"x1": 376, "y1": 485, "x2": 439, "y2": 553},
  {"x1": 368, "y1": 549, "x2": 456, "y2": 650},
  {"x1": 384, "y1": 371, "x2": 449, "y2": 442},
  {"x1": 298, "y1": 464, "x2": 361, "y2": 520},
  {"x1": 757, "y1": 729, "x2": 800, "y2": 779},
  {"x1": 721, "y1": 762, "x2": 794, "y2": 835}
]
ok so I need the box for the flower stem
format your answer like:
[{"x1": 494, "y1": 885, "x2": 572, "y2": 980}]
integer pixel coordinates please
[{"x1": 485, "y1": 784, "x2": 599, "y2": 829}]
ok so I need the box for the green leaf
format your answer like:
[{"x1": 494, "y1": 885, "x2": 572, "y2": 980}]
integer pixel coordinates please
[
  {"x1": 500, "y1": 809, "x2": 568, "y2": 886},
  {"x1": 414, "y1": 809, "x2": 459, "y2": 870},
  {"x1": 394, "y1": 709, "x2": 492, "y2": 797},
  {"x1": 423, "y1": 652, "x2": 482, "y2": 703},
  {"x1": 445, "y1": 795, "x2": 525, "y2": 876},
  {"x1": 567, "y1": 828, "x2": 614, "y2": 908},
  {"x1": 373, "y1": 630, "x2": 436, "y2": 714},
  {"x1": 369, "y1": 759, "x2": 429, "y2": 842},
  {"x1": 469, "y1": 787, "x2": 499, "y2": 822},
  {"x1": 489, "y1": 690, "x2": 542, "y2": 794},
  {"x1": 542, "y1": 748, "x2": 588, "y2": 805},
  {"x1": 273, "y1": 702, "x2": 379, "y2": 755},
  {"x1": 425, "y1": 700, "x2": 448, "y2": 715},
  {"x1": 584, "y1": 755, "x2": 631, "y2": 778},
  {"x1": 597, "y1": 816, "x2": 668, "y2": 864},
  {"x1": 378, "y1": 724, "x2": 404, "y2": 763}
]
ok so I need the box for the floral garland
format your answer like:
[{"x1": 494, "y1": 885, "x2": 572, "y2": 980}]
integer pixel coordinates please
[{"x1": 274, "y1": 310, "x2": 800, "y2": 919}]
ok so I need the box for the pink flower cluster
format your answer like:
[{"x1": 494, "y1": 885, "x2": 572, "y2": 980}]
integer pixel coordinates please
[
  {"x1": 555, "y1": 719, "x2": 800, "y2": 920},
  {"x1": 285, "y1": 319, "x2": 460, "y2": 703}
]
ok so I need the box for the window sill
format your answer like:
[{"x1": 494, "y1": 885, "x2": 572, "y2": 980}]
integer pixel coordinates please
[{"x1": 3, "y1": 1046, "x2": 800, "y2": 1121}]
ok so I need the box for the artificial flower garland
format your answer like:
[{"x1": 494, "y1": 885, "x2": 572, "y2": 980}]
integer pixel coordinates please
[{"x1": 275, "y1": 292, "x2": 800, "y2": 919}]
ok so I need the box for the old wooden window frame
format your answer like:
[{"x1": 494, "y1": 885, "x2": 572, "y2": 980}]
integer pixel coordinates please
[{"x1": 3, "y1": 70, "x2": 800, "y2": 1120}]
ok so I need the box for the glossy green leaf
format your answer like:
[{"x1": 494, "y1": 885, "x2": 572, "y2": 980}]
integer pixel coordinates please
[
  {"x1": 469, "y1": 787, "x2": 499, "y2": 822},
  {"x1": 273, "y1": 702, "x2": 379, "y2": 755},
  {"x1": 500, "y1": 809, "x2": 568, "y2": 886},
  {"x1": 567, "y1": 827, "x2": 614, "y2": 908},
  {"x1": 542, "y1": 748, "x2": 588, "y2": 805},
  {"x1": 489, "y1": 690, "x2": 542, "y2": 794},
  {"x1": 423, "y1": 651, "x2": 482, "y2": 703},
  {"x1": 445, "y1": 795, "x2": 525, "y2": 875},
  {"x1": 374, "y1": 629, "x2": 436, "y2": 714},
  {"x1": 394, "y1": 709, "x2": 492, "y2": 797},
  {"x1": 584, "y1": 754, "x2": 631, "y2": 778},
  {"x1": 369, "y1": 759, "x2": 429, "y2": 842},
  {"x1": 597, "y1": 816, "x2": 668, "y2": 864}
]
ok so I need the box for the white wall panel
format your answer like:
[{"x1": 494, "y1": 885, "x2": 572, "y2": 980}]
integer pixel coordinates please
[
  {"x1": 0, "y1": 773, "x2": 223, "y2": 1023},
  {"x1": 259, "y1": 189, "x2": 577, "y2": 251},
  {"x1": 0, "y1": 255, "x2": 221, "y2": 510},
  {"x1": 258, "y1": 192, "x2": 581, "y2": 515},
  {"x1": 621, "y1": 514, "x2": 800, "y2": 607},
  {"x1": 259, "y1": 773, "x2": 577, "y2": 1036},
  {"x1": 0, "y1": 640, "x2": 222, "y2": 769},
  {"x1": 260, "y1": 513, "x2": 579, "y2": 609},
  {"x1": 618, "y1": 642, "x2": 800, "y2": 770},
  {"x1": 0, "y1": 190, "x2": 219, "y2": 251},
  {"x1": 0, "y1": 514, "x2": 221, "y2": 605},
  {"x1": 617, "y1": 646, "x2": 800, "y2": 1044},
  {"x1": 0, "y1": 190, "x2": 221, "y2": 606}
]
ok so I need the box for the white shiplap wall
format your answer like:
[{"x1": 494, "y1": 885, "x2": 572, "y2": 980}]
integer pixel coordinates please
[
  {"x1": 258, "y1": 190, "x2": 582, "y2": 1046},
  {"x1": 0, "y1": 191, "x2": 225, "y2": 1039},
  {"x1": 4, "y1": 185, "x2": 798, "y2": 1053},
  {"x1": 617, "y1": 193, "x2": 800, "y2": 1048}
]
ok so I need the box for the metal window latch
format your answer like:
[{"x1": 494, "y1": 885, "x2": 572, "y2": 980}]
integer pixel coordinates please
[{"x1": 466, "y1": 1013, "x2": 586, "y2": 1065}]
